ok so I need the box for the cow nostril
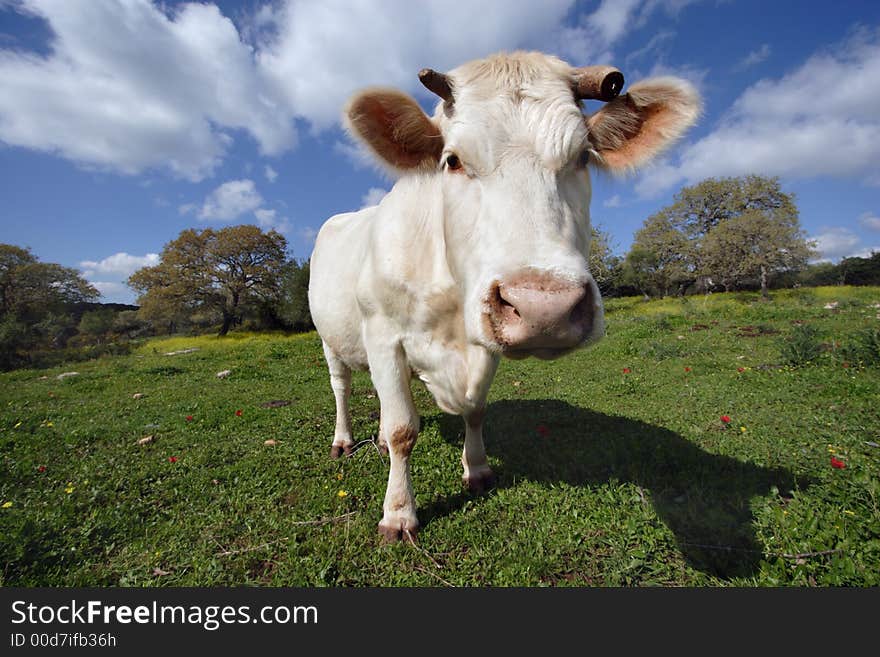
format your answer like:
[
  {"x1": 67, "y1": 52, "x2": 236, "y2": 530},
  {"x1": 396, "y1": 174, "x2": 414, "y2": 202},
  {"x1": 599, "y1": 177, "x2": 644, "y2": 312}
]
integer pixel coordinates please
[
  {"x1": 500, "y1": 296, "x2": 520, "y2": 318},
  {"x1": 568, "y1": 287, "x2": 593, "y2": 327},
  {"x1": 490, "y1": 283, "x2": 522, "y2": 323}
]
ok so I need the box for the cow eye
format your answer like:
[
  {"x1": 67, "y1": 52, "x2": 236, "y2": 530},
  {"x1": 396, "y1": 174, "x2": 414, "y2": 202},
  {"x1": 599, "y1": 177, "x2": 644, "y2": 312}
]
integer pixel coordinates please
[
  {"x1": 576, "y1": 150, "x2": 590, "y2": 169},
  {"x1": 445, "y1": 153, "x2": 463, "y2": 171}
]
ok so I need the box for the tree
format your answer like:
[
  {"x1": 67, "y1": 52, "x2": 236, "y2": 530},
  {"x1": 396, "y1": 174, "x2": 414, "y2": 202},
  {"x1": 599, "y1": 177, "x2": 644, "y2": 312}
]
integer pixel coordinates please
[
  {"x1": 78, "y1": 309, "x2": 116, "y2": 343},
  {"x1": 277, "y1": 258, "x2": 313, "y2": 331},
  {"x1": 628, "y1": 212, "x2": 696, "y2": 296},
  {"x1": 700, "y1": 210, "x2": 814, "y2": 297},
  {"x1": 588, "y1": 226, "x2": 621, "y2": 295},
  {"x1": 0, "y1": 245, "x2": 98, "y2": 321},
  {"x1": 625, "y1": 175, "x2": 811, "y2": 296},
  {"x1": 129, "y1": 226, "x2": 288, "y2": 336},
  {"x1": 0, "y1": 244, "x2": 99, "y2": 368}
]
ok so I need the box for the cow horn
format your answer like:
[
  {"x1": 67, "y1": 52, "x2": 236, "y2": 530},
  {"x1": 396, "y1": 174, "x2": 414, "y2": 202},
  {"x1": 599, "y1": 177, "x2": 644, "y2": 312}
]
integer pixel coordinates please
[
  {"x1": 573, "y1": 66, "x2": 624, "y2": 102},
  {"x1": 419, "y1": 68, "x2": 454, "y2": 103}
]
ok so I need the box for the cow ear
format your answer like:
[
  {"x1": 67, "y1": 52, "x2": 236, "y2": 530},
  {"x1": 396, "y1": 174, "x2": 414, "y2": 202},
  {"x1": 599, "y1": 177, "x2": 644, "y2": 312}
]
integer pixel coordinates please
[
  {"x1": 586, "y1": 77, "x2": 700, "y2": 173},
  {"x1": 344, "y1": 88, "x2": 444, "y2": 174}
]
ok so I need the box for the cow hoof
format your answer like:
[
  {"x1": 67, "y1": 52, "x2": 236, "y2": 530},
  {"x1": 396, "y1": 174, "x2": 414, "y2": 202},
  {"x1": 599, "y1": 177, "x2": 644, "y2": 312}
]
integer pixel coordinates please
[
  {"x1": 330, "y1": 444, "x2": 353, "y2": 459},
  {"x1": 463, "y1": 470, "x2": 496, "y2": 494},
  {"x1": 376, "y1": 440, "x2": 389, "y2": 456},
  {"x1": 378, "y1": 523, "x2": 419, "y2": 544}
]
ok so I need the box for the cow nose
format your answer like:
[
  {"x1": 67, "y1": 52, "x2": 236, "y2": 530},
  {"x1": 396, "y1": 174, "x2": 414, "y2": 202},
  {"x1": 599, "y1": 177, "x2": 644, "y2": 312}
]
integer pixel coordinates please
[{"x1": 488, "y1": 271, "x2": 595, "y2": 352}]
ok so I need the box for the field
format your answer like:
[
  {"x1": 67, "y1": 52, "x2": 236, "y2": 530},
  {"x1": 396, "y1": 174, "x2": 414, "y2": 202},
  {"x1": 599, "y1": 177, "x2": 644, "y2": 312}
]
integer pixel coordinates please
[{"x1": 2, "y1": 286, "x2": 879, "y2": 586}]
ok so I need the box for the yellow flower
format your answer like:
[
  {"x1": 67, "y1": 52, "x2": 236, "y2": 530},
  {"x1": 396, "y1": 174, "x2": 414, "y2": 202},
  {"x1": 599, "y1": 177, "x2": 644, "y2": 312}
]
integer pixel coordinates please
[
  {"x1": 46, "y1": 421, "x2": 54, "y2": 427},
  {"x1": 65, "y1": 485, "x2": 75, "y2": 494},
  {"x1": 740, "y1": 426, "x2": 747, "y2": 433},
  {"x1": 336, "y1": 473, "x2": 343, "y2": 481},
  {"x1": 337, "y1": 490, "x2": 348, "y2": 498},
  {"x1": 1, "y1": 501, "x2": 12, "y2": 509}
]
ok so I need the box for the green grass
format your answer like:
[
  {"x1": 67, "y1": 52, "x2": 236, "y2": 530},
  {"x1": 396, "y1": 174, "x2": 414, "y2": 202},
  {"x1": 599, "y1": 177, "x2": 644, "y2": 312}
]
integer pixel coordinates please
[{"x1": 2, "y1": 286, "x2": 879, "y2": 586}]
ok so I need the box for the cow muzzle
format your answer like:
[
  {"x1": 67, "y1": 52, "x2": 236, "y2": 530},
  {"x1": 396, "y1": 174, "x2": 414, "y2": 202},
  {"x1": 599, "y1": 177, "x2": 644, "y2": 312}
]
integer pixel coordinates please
[{"x1": 485, "y1": 270, "x2": 598, "y2": 359}]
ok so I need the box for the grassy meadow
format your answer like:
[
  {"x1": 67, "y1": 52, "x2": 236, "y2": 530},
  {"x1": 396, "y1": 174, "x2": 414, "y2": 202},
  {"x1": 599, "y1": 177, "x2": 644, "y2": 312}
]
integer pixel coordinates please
[{"x1": 1, "y1": 286, "x2": 879, "y2": 586}]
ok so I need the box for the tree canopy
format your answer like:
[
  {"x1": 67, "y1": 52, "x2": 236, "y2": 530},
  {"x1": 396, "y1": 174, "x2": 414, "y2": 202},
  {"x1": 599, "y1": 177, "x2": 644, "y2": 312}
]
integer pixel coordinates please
[
  {"x1": 625, "y1": 176, "x2": 814, "y2": 297},
  {"x1": 129, "y1": 225, "x2": 288, "y2": 336}
]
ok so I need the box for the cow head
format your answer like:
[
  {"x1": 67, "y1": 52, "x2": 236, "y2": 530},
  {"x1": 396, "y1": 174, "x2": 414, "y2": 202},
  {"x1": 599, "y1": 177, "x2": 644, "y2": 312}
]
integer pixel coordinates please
[{"x1": 345, "y1": 52, "x2": 700, "y2": 360}]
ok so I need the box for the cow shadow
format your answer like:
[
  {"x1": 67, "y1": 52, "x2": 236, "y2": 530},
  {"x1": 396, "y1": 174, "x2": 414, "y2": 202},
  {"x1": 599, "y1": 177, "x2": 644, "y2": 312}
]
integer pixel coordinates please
[{"x1": 421, "y1": 399, "x2": 809, "y2": 579}]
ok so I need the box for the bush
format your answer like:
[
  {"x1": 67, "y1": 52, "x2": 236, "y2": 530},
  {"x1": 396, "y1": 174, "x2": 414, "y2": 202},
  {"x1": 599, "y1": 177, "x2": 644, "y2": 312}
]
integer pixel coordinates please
[
  {"x1": 838, "y1": 328, "x2": 880, "y2": 367},
  {"x1": 779, "y1": 324, "x2": 822, "y2": 366}
]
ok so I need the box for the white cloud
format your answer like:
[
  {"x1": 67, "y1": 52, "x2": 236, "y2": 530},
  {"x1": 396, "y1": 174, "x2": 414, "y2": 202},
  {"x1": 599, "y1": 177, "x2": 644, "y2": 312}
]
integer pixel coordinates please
[
  {"x1": 734, "y1": 43, "x2": 771, "y2": 71},
  {"x1": 811, "y1": 227, "x2": 862, "y2": 262},
  {"x1": 0, "y1": 0, "x2": 294, "y2": 181},
  {"x1": 625, "y1": 31, "x2": 675, "y2": 67},
  {"x1": 79, "y1": 251, "x2": 159, "y2": 304},
  {"x1": 637, "y1": 28, "x2": 880, "y2": 198},
  {"x1": 299, "y1": 226, "x2": 319, "y2": 243},
  {"x1": 198, "y1": 179, "x2": 263, "y2": 221},
  {"x1": 89, "y1": 281, "x2": 136, "y2": 304},
  {"x1": 259, "y1": 0, "x2": 577, "y2": 130},
  {"x1": 860, "y1": 212, "x2": 880, "y2": 231},
  {"x1": 264, "y1": 164, "x2": 278, "y2": 183},
  {"x1": 1, "y1": 1, "x2": 706, "y2": 179},
  {"x1": 254, "y1": 207, "x2": 291, "y2": 234},
  {"x1": 603, "y1": 194, "x2": 622, "y2": 208},
  {"x1": 850, "y1": 246, "x2": 880, "y2": 259},
  {"x1": 80, "y1": 252, "x2": 159, "y2": 279},
  {"x1": 361, "y1": 187, "x2": 388, "y2": 208},
  {"x1": 178, "y1": 202, "x2": 197, "y2": 216}
]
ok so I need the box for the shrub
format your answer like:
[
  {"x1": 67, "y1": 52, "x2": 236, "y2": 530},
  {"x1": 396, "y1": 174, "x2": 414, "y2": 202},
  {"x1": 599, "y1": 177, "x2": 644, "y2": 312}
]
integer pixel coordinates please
[
  {"x1": 779, "y1": 324, "x2": 822, "y2": 366},
  {"x1": 838, "y1": 328, "x2": 880, "y2": 367}
]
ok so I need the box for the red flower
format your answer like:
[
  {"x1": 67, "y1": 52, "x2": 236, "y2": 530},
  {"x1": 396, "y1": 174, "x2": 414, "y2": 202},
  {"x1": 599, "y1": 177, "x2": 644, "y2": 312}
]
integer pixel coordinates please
[
  {"x1": 830, "y1": 456, "x2": 846, "y2": 469},
  {"x1": 37, "y1": 465, "x2": 46, "y2": 473},
  {"x1": 168, "y1": 456, "x2": 178, "y2": 463},
  {"x1": 684, "y1": 367, "x2": 691, "y2": 372},
  {"x1": 622, "y1": 367, "x2": 631, "y2": 374},
  {"x1": 235, "y1": 409, "x2": 243, "y2": 417},
  {"x1": 720, "y1": 415, "x2": 731, "y2": 424},
  {"x1": 185, "y1": 415, "x2": 193, "y2": 422},
  {"x1": 536, "y1": 424, "x2": 550, "y2": 437},
  {"x1": 737, "y1": 367, "x2": 745, "y2": 373},
  {"x1": 842, "y1": 362, "x2": 850, "y2": 369}
]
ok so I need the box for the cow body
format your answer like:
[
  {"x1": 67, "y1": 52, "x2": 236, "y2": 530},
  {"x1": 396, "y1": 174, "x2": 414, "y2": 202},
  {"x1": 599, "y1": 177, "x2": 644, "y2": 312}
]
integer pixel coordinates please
[{"x1": 308, "y1": 51, "x2": 700, "y2": 541}]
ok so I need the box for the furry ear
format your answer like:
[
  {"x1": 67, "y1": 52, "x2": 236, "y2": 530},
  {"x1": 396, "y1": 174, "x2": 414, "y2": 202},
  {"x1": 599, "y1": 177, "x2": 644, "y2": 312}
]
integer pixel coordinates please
[
  {"x1": 344, "y1": 88, "x2": 444, "y2": 174},
  {"x1": 587, "y1": 77, "x2": 701, "y2": 173}
]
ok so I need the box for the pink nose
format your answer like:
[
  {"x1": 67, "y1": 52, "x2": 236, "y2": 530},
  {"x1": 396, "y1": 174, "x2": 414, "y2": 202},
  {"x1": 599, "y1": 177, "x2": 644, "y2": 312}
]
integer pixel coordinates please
[{"x1": 487, "y1": 271, "x2": 594, "y2": 352}]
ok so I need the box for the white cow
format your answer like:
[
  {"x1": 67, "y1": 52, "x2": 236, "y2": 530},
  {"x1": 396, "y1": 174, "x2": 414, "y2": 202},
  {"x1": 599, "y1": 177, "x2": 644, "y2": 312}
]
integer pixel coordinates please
[{"x1": 309, "y1": 51, "x2": 700, "y2": 542}]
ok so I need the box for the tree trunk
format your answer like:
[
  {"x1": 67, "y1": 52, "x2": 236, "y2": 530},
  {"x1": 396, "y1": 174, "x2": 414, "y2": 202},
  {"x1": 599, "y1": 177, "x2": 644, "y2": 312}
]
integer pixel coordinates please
[
  {"x1": 760, "y1": 265, "x2": 769, "y2": 299},
  {"x1": 218, "y1": 312, "x2": 233, "y2": 337},
  {"x1": 218, "y1": 290, "x2": 240, "y2": 337}
]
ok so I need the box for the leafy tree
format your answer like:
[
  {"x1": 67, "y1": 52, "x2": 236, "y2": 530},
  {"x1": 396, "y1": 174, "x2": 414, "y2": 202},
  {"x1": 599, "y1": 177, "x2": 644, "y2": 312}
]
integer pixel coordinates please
[
  {"x1": 129, "y1": 226, "x2": 288, "y2": 336},
  {"x1": 625, "y1": 176, "x2": 811, "y2": 296},
  {"x1": 277, "y1": 258, "x2": 313, "y2": 331},
  {"x1": 588, "y1": 226, "x2": 621, "y2": 295},
  {"x1": 112, "y1": 310, "x2": 152, "y2": 339},
  {"x1": 701, "y1": 209, "x2": 814, "y2": 297},
  {"x1": 618, "y1": 247, "x2": 659, "y2": 299},
  {"x1": 838, "y1": 252, "x2": 880, "y2": 286},
  {"x1": 78, "y1": 309, "x2": 116, "y2": 343},
  {"x1": 0, "y1": 245, "x2": 98, "y2": 320},
  {"x1": 628, "y1": 213, "x2": 696, "y2": 296},
  {"x1": 0, "y1": 244, "x2": 99, "y2": 368}
]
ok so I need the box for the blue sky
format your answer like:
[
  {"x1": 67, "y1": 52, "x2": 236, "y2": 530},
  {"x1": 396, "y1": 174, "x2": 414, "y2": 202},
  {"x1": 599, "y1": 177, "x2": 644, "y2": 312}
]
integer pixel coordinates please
[{"x1": 1, "y1": 0, "x2": 879, "y2": 304}]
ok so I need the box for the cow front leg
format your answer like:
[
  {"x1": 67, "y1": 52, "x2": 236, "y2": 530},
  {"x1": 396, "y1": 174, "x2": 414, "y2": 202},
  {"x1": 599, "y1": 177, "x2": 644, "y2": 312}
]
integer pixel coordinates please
[
  {"x1": 368, "y1": 343, "x2": 420, "y2": 543},
  {"x1": 462, "y1": 408, "x2": 495, "y2": 493},
  {"x1": 322, "y1": 341, "x2": 354, "y2": 459}
]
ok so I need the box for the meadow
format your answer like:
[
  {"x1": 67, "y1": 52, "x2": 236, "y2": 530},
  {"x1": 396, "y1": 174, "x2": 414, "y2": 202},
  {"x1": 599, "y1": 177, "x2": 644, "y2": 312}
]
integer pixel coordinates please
[{"x1": 1, "y1": 286, "x2": 879, "y2": 586}]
